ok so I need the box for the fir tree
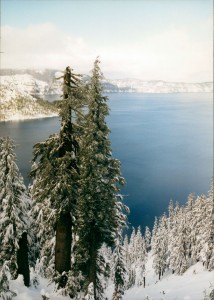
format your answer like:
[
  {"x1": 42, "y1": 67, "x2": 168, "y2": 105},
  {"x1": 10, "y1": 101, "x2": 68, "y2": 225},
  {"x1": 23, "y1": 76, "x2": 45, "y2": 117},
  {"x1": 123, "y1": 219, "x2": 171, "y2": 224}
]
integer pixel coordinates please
[
  {"x1": 144, "y1": 226, "x2": 151, "y2": 252},
  {"x1": 185, "y1": 194, "x2": 195, "y2": 260},
  {"x1": 112, "y1": 229, "x2": 126, "y2": 300},
  {"x1": 152, "y1": 214, "x2": 168, "y2": 279},
  {"x1": 0, "y1": 262, "x2": 17, "y2": 300},
  {"x1": 151, "y1": 217, "x2": 158, "y2": 250},
  {"x1": 0, "y1": 136, "x2": 30, "y2": 286},
  {"x1": 30, "y1": 66, "x2": 85, "y2": 286},
  {"x1": 75, "y1": 58, "x2": 127, "y2": 299},
  {"x1": 126, "y1": 228, "x2": 136, "y2": 289},
  {"x1": 135, "y1": 227, "x2": 147, "y2": 287},
  {"x1": 168, "y1": 206, "x2": 188, "y2": 275},
  {"x1": 196, "y1": 193, "x2": 213, "y2": 270},
  {"x1": 168, "y1": 199, "x2": 174, "y2": 232}
]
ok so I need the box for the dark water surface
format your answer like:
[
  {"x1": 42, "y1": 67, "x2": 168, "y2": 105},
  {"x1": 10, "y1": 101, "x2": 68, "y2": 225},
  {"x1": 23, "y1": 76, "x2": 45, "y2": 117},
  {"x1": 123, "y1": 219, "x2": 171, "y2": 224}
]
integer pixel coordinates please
[{"x1": 0, "y1": 93, "x2": 213, "y2": 230}]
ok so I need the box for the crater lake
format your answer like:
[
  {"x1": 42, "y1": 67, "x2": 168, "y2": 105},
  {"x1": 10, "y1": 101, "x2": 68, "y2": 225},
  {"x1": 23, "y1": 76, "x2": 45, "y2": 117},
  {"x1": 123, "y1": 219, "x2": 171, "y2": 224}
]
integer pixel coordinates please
[{"x1": 0, "y1": 93, "x2": 213, "y2": 230}]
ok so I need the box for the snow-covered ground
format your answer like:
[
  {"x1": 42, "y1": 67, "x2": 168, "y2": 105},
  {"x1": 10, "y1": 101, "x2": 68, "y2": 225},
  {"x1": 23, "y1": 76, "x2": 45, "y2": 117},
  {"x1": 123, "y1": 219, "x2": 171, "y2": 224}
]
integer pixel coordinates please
[
  {"x1": 8, "y1": 253, "x2": 213, "y2": 300},
  {"x1": 108, "y1": 253, "x2": 214, "y2": 300}
]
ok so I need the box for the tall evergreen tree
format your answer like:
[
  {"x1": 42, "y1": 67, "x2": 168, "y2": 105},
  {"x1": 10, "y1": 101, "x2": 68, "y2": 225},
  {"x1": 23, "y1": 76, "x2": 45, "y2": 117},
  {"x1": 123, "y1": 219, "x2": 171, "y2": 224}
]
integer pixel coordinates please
[
  {"x1": 194, "y1": 194, "x2": 213, "y2": 270},
  {"x1": 0, "y1": 136, "x2": 30, "y2": 286},
  {"x1": 112, "y1": 228, "x2": 126, "y2": 300},
  {"x1": 75, "y1": 58, "x2": 126, "y2": 299},
  {"x1": 185, "y1": 194, "x2": 195, "y2": 260},
  {"x1": 168, "y1": 206, "x2": 188, "y2": 275},
  {"x1": 135, "y1": 227, "x2": 147, "y2": 287},
  {"x1": 31, "y1": 66, "x2": 85, "y2": 286},
  {"x1": 126, "y1": 228, "x2": 136, "y2": 289},
  {"x1": 152, "y1": 214, "x2": 168, "y2": 279}
]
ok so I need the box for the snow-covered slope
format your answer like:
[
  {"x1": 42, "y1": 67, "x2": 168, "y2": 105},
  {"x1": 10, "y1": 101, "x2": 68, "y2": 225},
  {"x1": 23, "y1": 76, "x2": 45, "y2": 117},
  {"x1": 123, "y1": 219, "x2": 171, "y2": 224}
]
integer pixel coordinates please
[
  {"x1": 106, "y1": 252, "x2": 214, "y2": 300},
  {"x1": 8, "y1": 253, "x2": 213, "y2": 300},
  {"x1": 0, "y1": 74, "x2": 61, "y2": 97},
  {"x1": 0, "y1": 76, "x2": 58, "y2": 121}
]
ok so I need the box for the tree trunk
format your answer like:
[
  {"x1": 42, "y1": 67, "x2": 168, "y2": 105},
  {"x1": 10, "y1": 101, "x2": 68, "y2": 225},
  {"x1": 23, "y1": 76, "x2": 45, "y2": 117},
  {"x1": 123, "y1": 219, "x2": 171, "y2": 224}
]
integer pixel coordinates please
[
  {"x1": 55, "y1": 213, "x2": 72, "y2": 287},
  {"x1": 17, "y1": 232, "x2": 30, "y2": 287},
  {"x1": 143, "y1": 276, "x2": 146, "y2": 288}
]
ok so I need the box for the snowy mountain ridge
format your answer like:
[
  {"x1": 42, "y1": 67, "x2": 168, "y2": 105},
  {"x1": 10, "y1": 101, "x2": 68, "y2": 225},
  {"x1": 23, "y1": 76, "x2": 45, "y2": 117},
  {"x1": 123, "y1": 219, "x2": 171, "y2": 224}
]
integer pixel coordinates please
[
  {"x1": 0, "y1": 71, "x2": 213, "y2": 97},
  {"x1": 104, "y1": 78, "x2": 213, "y2": 93},
  {"x1": 0, "y1": 74, "x2": 61, "y2": 99}
]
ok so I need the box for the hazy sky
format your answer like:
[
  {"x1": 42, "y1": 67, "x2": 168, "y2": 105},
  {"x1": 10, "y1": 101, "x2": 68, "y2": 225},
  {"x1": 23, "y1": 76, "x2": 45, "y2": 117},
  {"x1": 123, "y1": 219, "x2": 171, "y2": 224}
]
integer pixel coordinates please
[{"x1": 1, "y1": 0, "x2": 213, "y2": 82}]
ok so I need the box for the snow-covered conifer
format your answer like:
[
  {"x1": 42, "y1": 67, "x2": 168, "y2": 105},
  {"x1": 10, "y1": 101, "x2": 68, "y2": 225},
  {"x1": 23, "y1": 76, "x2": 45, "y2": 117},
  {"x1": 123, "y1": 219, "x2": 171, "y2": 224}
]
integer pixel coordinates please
[
  {"x1": 144, "y1": 226, "x2": 151, "y2": 252},
  {"x1": 168, "y1": 199, "x2": 174, "y2": 231},
  {"x1": 0, "y1": 262, "x2": 17, "y2": 300},
  {"x1": 112, "y1": 229, "x2": 126, "y2": 299},
  {"x1": 151, "y1": 217, "x2": 158, "y2": 250},
  {"x1": 85, "y1": 282, "x2": 95, "y2": 300},
  {"x1": 152, "y1": 214, "x2": 168, "y2": 279},
  {"x1": 0, "y1": 136, "x2": 30, "y2": 286},
  {"x1": 30, "y1": 66, "x2": 85, "y2": 285},
  {"x1": 126, "y1": 228, "x2": 136, "y2": 288},
  {"x1": 135, "y1": 227, "x2": 147, "y2": 287},
  {"x1": 168, "y1": 206, "x2": 188, "y2": 275},
  {"x1": 196, "y1": 193, "x2": 213, "y2": 270},
  {"x1": 185, "y1": 194, "x2": 195, "y2": 261},
  {"x1": 75, "y1": 58, "x2": 127, "y2": 299}
]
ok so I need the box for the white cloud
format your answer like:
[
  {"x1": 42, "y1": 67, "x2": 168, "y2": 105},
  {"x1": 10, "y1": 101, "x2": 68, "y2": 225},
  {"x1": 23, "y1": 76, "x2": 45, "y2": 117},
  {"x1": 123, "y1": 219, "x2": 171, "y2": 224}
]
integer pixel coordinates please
[
  {"x1": 1, "y1": 22, "x2": 212, "y2": 82},
  {"x1": 98, "y1": 25, "x2": 213, "y2": 82},
  {"x1": 1, "y1": 23, "x2": 94, "y2": 72}
]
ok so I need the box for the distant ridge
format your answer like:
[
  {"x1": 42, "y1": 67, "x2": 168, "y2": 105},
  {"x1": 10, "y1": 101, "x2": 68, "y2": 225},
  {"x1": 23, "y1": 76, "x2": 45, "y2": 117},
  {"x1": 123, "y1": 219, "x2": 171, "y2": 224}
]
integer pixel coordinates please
[
  {"x1": 103, "y1": 78, "x2": 213, "y2": 93},
  {"x1": 0, "y1": 69, "x2": 213, "y2": 95}
]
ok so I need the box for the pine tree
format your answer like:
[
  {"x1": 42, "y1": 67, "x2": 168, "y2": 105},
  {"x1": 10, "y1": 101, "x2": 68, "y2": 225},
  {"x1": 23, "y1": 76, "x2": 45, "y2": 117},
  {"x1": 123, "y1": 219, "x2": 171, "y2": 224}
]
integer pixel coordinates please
[
  {"x1": 134, "y1": 227, "x2": 147, "y2": 287},
  {"x1": 75, "y1": 58, "x2": 127, "y2": 299},
  {"x1": 30, "y1": 66, "x2": 85, "y2": 285},
  {"x1": 112, "y1": 229, "x2": 126, "y2": 300},
  {"x1": 151, "y1": 217, "x2": 158, "y2": 250},
  {"x1": 168, "y1": 206, "x2": 188, "y2": 275},
  {"x1": 206, "y1": 180, "x2": 214, "y2": 270},
  {"x1": 144, "y1": 226, "x2": 151, "y2": 252},
  {"x1": 0, "y1": 262, "x2": 17, "y2": 300},
  {"x1": 0, "y1": 136, "x2": 30, "y2": 286},
  {"x1": 191, "y1": 195, "x2": 207, "y2": 264},
  {"x1": 185, "y1": 194, "x2": 195, "y2": 261},
  {"x1": 152, "y1": 214, "x2": 168, "y2": 279},
  {"x1": 196, "y1": 192, "x2": 213, "y2": 270},
  {"x1": 168, "y1": 199, "x2": 174, "y2": 232},
  {"x1": 123, "y1": 235, "x2": 129, "y2": 266},
  {"x1": 126, "y1": 228, "x2": 136, "y2": 289}
]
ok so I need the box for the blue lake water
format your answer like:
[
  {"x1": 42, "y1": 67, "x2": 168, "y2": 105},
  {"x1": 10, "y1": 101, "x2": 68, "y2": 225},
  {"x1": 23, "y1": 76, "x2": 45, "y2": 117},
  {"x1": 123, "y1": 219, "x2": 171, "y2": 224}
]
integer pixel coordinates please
[{"x1": 0, "y1": 93, "x2": 213, "y2": 231}]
